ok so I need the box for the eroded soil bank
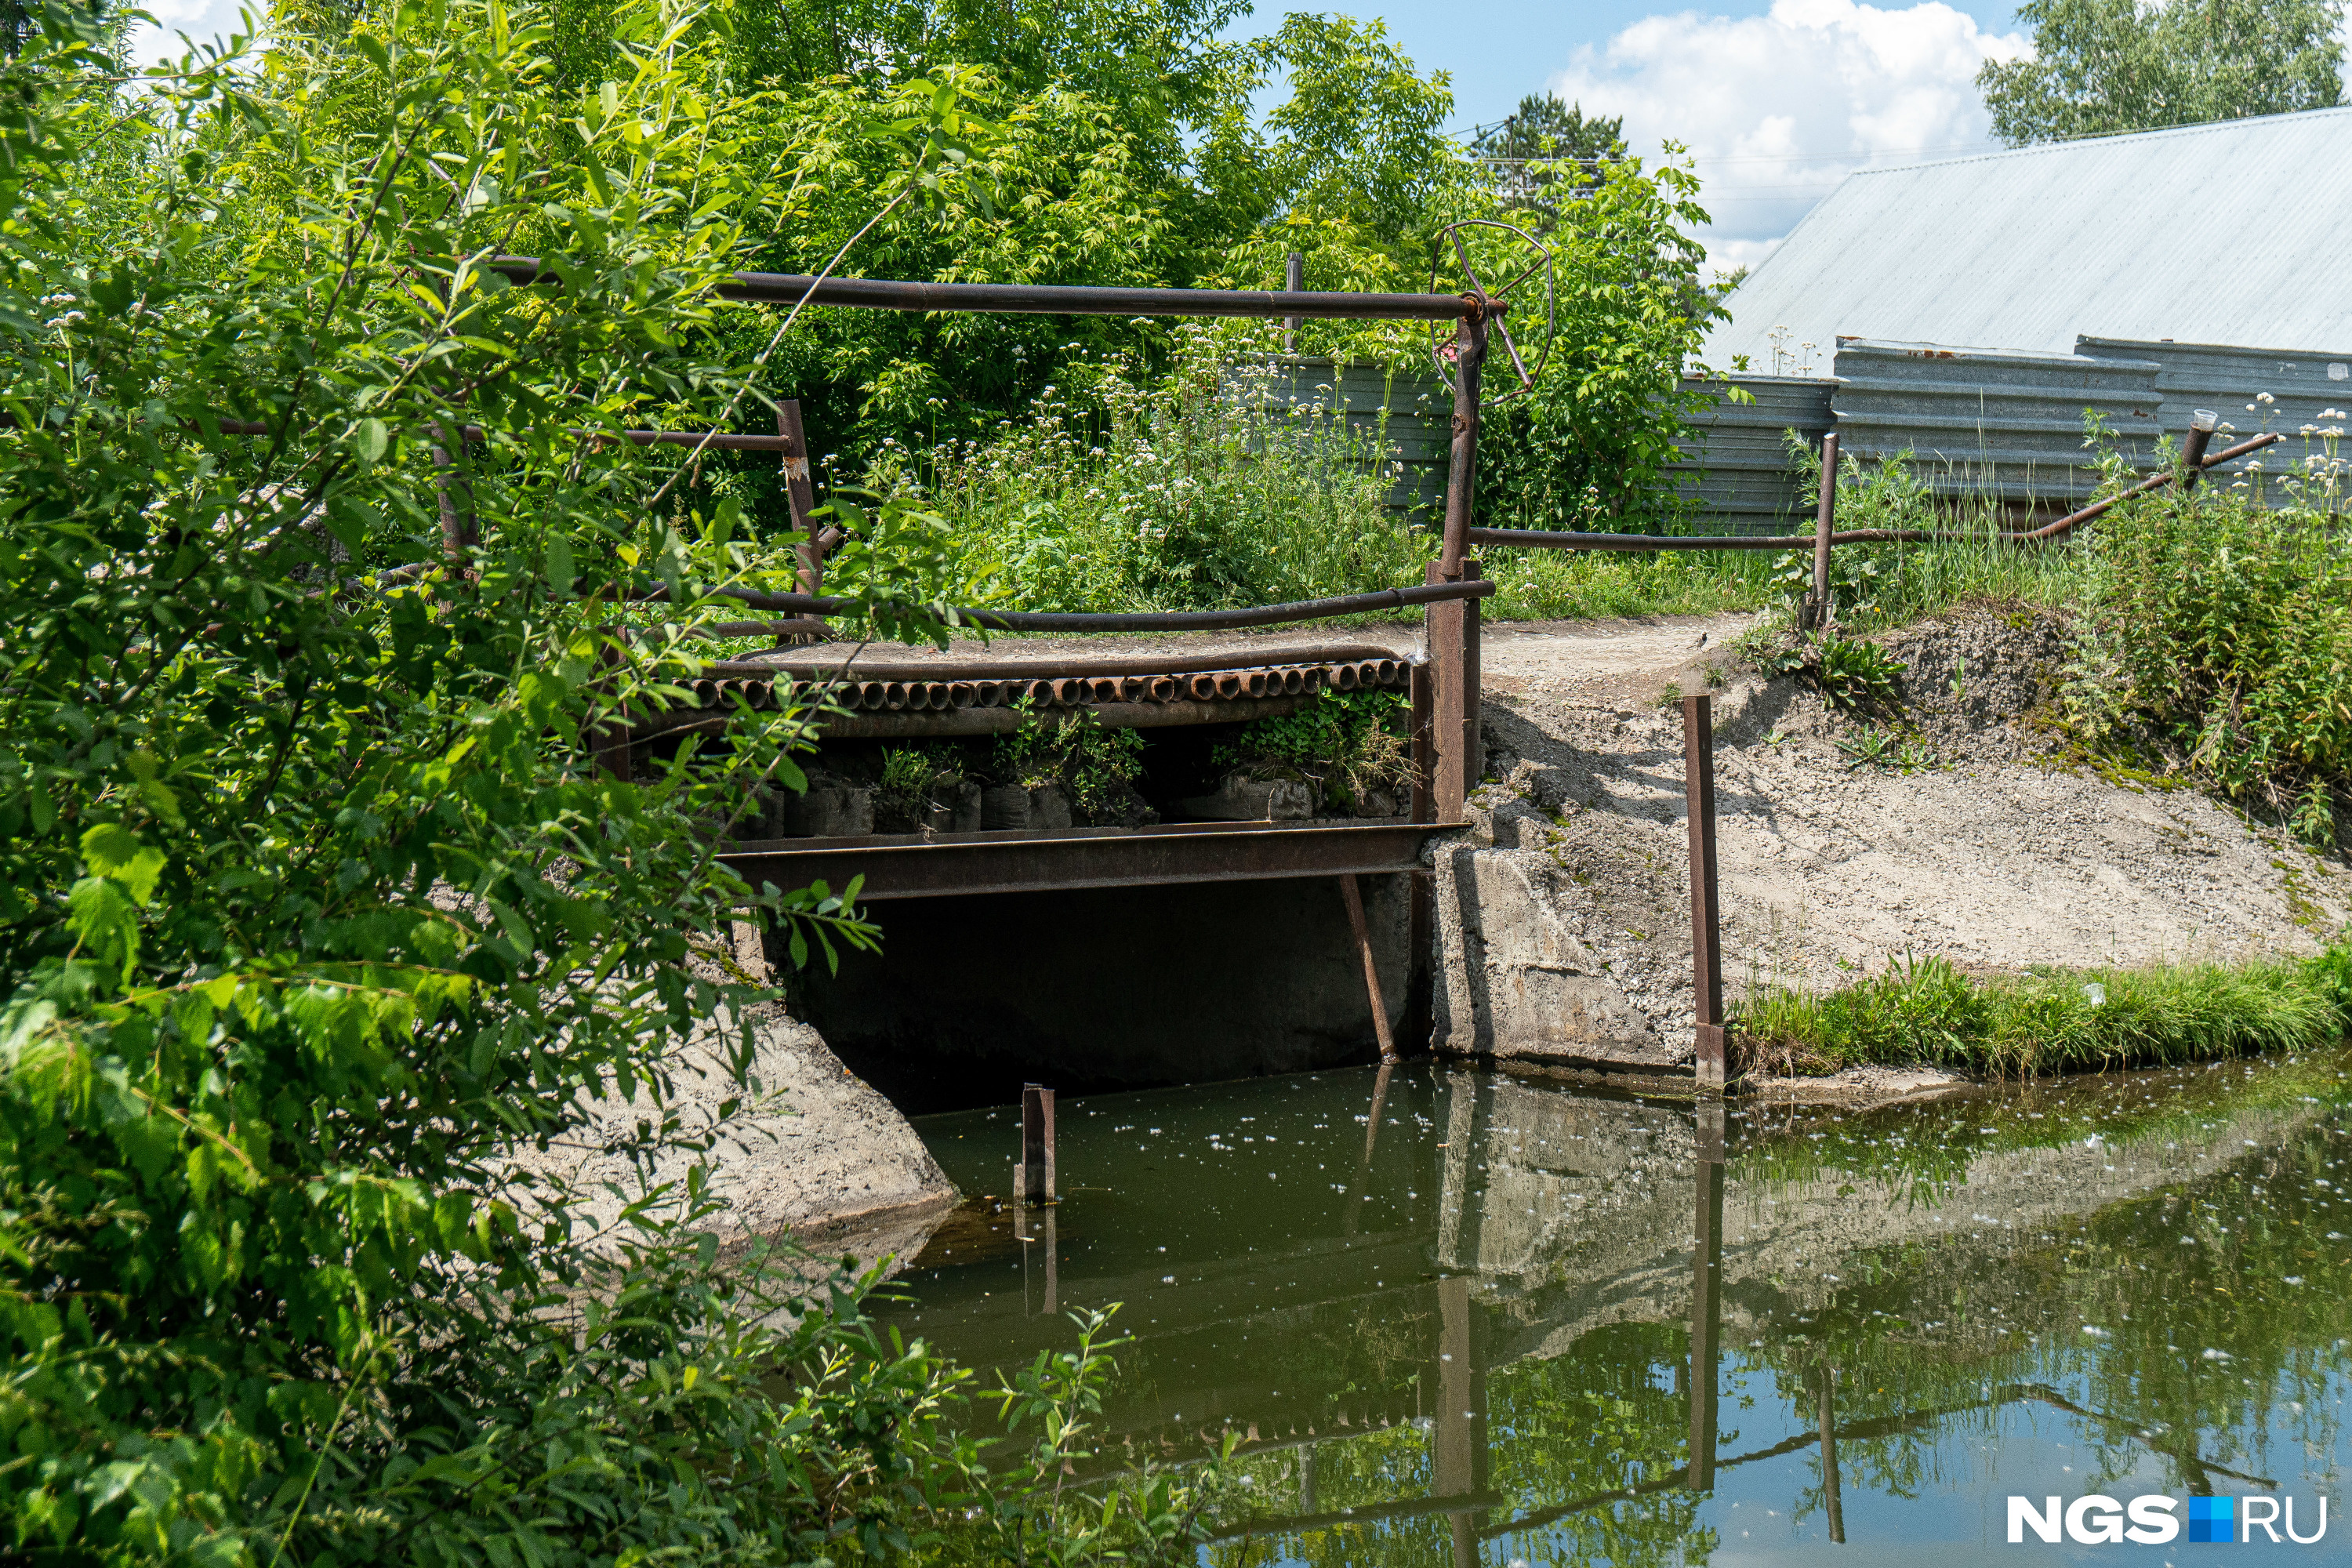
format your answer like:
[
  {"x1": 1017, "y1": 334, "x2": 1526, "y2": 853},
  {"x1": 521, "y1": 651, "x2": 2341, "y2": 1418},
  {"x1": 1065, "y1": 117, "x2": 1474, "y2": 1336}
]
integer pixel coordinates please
[{"x1": 1442, "y1": 607, "x2": 2351, "y2": 1088}]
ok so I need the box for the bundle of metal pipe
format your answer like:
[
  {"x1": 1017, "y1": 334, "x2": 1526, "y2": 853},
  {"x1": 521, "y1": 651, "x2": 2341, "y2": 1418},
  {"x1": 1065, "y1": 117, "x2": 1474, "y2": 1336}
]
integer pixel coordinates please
[{"x1": 660, "y1": 657, "x2": 1409, "y2": 718}]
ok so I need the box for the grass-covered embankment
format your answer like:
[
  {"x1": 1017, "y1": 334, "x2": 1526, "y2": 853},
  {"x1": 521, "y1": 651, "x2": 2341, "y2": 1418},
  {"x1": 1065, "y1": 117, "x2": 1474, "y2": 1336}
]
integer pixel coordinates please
[{"x1": 1735, "y1": 943, "x2": 2352, "y2": 1079}]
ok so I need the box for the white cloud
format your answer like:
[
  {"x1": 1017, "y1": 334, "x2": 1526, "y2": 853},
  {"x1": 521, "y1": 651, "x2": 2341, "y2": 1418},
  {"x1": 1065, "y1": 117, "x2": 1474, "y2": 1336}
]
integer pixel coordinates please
[
  {"x1": 1550, "y1": 0, "x2": 2031, "y2": 274},
  {"x1": 124, "y1": 0, "x2": 264, "y2": 66}
]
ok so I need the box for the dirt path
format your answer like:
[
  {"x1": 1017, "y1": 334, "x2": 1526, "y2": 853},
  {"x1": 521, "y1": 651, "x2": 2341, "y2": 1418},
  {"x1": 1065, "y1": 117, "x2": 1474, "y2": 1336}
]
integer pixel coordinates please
[{"x1": 1458, "y1": 608, "x2": 2350, "y2": 1054}]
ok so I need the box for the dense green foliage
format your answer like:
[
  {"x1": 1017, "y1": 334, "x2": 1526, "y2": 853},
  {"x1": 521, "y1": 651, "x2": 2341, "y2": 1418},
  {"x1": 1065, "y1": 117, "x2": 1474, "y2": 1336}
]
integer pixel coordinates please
[
  {"x1": 1455, "y1": 149, "x2": 1726, "y2": 533},
  {"x1": 2063, "y1": 483, "x2": 2352, "y2": 843},
  {"x1": 0, "y1": 3, "x2": 1221, "y2": 1560},
  {"x1": 1735, "y1": 948, "x2": 2347, "y2": 1077},
  {"x1": 891, "y1": 326, "x2": 1428, "y2": 612},
  {"x1": 1210, "y1": 688, "x2": 1410, "y2": 812},
  {"x1": 1979, "y1": 0, "x2": 2345, "y2": 145}
]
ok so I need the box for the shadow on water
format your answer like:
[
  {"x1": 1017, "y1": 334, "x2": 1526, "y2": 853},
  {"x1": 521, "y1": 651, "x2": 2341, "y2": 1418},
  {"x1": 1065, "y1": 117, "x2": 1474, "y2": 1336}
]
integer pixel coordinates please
[{"x1": 880, "y1": 1051, "x2": 2352, "y2": 1563}]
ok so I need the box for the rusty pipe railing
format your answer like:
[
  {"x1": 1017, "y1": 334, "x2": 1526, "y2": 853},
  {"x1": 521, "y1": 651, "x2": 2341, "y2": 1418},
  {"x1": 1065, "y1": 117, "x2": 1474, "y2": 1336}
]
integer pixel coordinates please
[
  {"x1": 1466, "y1": 430, "x2": 2284, "y2": 554},
  {"x1": 203, "y1": 416, "x2": 804, "y2": 453},
  {"x1": 630, "y1": 577, "x2": 1493, "y2": 635},
  {"x1": 488, "y1": 257, "x2": 1501, "y2": 323}
]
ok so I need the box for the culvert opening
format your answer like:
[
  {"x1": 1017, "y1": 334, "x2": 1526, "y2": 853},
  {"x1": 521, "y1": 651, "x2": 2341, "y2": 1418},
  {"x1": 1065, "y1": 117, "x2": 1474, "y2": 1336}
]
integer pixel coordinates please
[{"x1": 788, "y1": 875, "x2": 1415, "y2": 1115}]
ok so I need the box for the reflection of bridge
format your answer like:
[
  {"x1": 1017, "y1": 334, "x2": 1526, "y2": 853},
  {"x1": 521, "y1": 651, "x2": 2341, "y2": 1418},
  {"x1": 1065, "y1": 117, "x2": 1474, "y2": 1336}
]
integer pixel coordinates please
[{"x1": 883, "y1": 1062, "x2": 2324, "y2": 1559}]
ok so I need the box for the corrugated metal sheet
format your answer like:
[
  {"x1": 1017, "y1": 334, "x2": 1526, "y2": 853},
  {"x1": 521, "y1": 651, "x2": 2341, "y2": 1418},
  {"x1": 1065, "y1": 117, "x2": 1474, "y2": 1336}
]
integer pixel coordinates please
[
  {"x1": 1831, "y1": 339, "x2": 2164, "y2": 504},
  {"x1": 1230, "y1": 357, "x2": 1449, "y2": 513},
  {"x1": 2076, "y1": 335, "x2": 2352, "y2": 493},
  {"x1": 1704, "y1": 107, "x2": 2352, "y2": 372},
  {"x1": 1667, "y1": 374, "x2": 1835, "y2": 531}
]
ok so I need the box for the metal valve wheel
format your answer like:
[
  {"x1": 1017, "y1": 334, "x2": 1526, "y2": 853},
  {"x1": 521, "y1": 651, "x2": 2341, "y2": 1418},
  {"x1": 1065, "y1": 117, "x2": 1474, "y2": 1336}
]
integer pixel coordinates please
[{"x1": 1427, "y1": 218, "x2": 1555, "y2": 407}]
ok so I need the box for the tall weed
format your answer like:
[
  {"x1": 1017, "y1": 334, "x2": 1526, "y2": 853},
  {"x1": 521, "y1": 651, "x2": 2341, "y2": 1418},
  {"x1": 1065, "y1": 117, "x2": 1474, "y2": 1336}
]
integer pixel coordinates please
[
  {"x1": 2064, "y1": 488, "x2": 2352, "y2": 843},
  {"x1": 877, "y1": 323, "x2": 1432, "y2": 611}
]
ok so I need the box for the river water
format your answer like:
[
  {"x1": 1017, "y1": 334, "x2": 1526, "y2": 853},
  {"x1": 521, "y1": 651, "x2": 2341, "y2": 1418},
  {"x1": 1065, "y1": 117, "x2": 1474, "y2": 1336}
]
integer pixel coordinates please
[{"x1": 877, "y1": 1053, "x2": 2352, "y2": 1563}]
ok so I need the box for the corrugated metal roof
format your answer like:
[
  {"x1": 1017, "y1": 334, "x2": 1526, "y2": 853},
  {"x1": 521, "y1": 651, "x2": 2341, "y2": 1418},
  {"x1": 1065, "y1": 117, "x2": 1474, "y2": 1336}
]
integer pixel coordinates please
[{"x1": 1704, "y1": 109, "x2": 2352, "y2": 371}]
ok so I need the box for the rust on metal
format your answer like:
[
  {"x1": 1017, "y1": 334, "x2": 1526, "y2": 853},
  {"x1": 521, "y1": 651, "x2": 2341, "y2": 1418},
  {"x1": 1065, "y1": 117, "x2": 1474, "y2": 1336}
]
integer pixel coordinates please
[
  {"x1": 1682, "y1": 694, "x2": 1726, "y2": 1088},
  {"x1": 635, "y1": 577, "x2": 1494, "y2": 633},
  {"x1": 2180, "y1": 419, "x2": 2216, "y2": 493},
  {"x1": 776, "y1": 399, "x2": 825, "y2": 603},
  {"x1": 720, "y1": 820, "x2": 1446, "y2": 901},
  {"x1": 735, "y1": 641, "x2": 1403, "y2": 683},
  {"x1": 1019, "y1": 1083, "x2": 1056, "y2": 1203},
  {"x1": 1468, "y1": 430, "x2": 2281, "y2": 554},
  {"x1": 2016, "y1": 429, "x2": 2278, "y2": 540},
  {"x1": 489, "y1": 256, "x2": 1501, "y2": 322},
  {"x1": 618, "y1": 657, "x2": 1412, "y2": 740},
  {"x1": 1339, "y1": 874, "x2": 1399, "y2": 1062}
]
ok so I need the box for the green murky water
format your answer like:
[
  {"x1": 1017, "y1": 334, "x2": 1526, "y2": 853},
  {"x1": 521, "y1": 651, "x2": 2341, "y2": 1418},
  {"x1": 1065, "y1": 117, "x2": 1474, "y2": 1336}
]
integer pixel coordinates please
[{"x1": 879, "y1": 1053, "x2": 2352, "y2": 1563}]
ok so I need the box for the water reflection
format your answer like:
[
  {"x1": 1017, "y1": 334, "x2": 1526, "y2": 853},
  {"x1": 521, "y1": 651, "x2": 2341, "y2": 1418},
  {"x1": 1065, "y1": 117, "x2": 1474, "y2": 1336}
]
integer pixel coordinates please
[{"x1": 886, "y1": 1052, "x2": 2352, "y2": 1562}]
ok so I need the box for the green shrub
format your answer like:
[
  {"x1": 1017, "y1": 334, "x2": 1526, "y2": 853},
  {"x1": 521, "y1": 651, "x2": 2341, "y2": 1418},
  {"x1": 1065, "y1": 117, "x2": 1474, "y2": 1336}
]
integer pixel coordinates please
[
  {"x1": 0, "y1": 9, "x2": 1210, "y2": 1561},
  {"x1": 889, "y1": 324, "x2": 1432, "y2": 612},
  {"x1": 1212, "y1": 689, "x2": 1411, "y2": 811},
  {"x1": 1815, "y1": 635, "x2": 1906, "y2": 710},
  {"x1": 994, "y1": 706, "x2": 1149, "y2": 824},
  {"x1": 2066, "y1": 487, "x2": 2352, "y2": 844}
]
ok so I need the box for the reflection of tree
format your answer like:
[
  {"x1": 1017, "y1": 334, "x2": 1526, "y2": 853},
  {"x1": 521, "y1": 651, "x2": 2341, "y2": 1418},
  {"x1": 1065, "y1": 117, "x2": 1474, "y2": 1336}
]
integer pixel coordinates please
[
  {"x1": 1737, "y1": 1117, "x2": 2351, "y2": 1501},
  {"x1": 1210, "y1": 1097, "x2": 2350, "y2": 1567}
]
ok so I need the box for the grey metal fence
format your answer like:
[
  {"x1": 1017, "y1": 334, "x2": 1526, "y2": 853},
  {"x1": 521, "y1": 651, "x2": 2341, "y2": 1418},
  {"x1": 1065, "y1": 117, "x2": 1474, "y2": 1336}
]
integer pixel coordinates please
[
  {"x1": 1668, "y1": 374, "x2": 1835, "y2": 533},
  {"x1": 1229, "y1": 357, "x2": 1451, "y2": 514},
  {"x1": 2075, "y1": 335, "x2": 2351, "y2": 496},
  {"x1": 1828, "y1": 338, "x2": 2164, "y2": 506}
]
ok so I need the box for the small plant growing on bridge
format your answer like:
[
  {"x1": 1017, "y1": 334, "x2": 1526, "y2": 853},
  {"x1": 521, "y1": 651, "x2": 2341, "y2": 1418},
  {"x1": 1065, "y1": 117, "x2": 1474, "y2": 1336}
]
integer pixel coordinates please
[
  {"x1": 996, "y1": 703, "x2": 1149, "y2": 825},
  {"x1": 1214, "y1": 688, "x2": 1411, "y2": 813},
  {"x1": 874, "y1": 742, "x2": 966, "y2": 832}
]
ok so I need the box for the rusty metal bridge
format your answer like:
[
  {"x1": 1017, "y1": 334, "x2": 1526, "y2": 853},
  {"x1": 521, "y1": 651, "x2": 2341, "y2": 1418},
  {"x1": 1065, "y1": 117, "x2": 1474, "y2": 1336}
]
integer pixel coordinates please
[{"x1": 503, "y1": 227, "x2": 1557, "y2": 1060}]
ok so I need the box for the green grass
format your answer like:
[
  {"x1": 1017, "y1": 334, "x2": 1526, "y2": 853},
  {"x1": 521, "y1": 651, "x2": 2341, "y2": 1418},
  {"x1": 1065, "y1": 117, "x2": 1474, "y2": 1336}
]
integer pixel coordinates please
[{"x1": 1736, "y1": 946, "x2": 2350, "y2": 1080}]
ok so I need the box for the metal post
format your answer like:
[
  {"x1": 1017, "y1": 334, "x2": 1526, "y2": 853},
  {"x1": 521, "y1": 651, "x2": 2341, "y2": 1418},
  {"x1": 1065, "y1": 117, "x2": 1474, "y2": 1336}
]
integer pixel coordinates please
[
  {"x1": 430, "y1": 419, "x2": 477, "y2": 564},
  {"x1": 1432, "y1": 309, "x2": 1488, "y2": 820},
  {"x1": 1807, "y1": 431, "x2": 1838, "y2": 630},
  {"x1": 2181, "y1": 408, "x2": 2217, "y2": 492},
  {"x1": 1283, "y1": 251, "x2": 1303, "y2": 355},
  {"x1": 1439, "y1": 310, "x2": 1488, "y2": 579},
  {"x1": 1461, "y1": 561, "x2": 1482, "y2": 797},
  {"x1": 1683, "y1": 694, "x2": 1726, "y2": 1087},
  {"x1": 778, "y1": 400, "x2": 822, "y2": 596},
  {"x1": 1019, "y1": 1082, "x2": 1056, "y2": 1203},
  {"x1": 1688, "y1": 1097, "x2": 1726, "y2": 1491},
  {"x1": 1340, "y1": 874, "x2": 1398, "y2": 1062},
  {"x1": 1818, "y1": 1364, "x2": 1846, "y2": 1543},
  {"x1": 1406, "y1": 659, "x2": 1436, "y2": 1046}
]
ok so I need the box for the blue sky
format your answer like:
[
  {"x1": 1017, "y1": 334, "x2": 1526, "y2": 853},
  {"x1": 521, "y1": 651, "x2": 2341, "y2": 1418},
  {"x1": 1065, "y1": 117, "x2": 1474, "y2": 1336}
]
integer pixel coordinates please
[{"x1": 130, "y1": 0, "x2": 2043, "y2": 271}]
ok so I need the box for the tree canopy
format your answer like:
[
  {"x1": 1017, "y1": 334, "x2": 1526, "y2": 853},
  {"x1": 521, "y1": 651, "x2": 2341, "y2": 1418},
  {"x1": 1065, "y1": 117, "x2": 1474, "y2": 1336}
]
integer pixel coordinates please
[{"x1": 1979, "y1": 0, "x2": 2345, "y2": 145}]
